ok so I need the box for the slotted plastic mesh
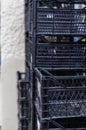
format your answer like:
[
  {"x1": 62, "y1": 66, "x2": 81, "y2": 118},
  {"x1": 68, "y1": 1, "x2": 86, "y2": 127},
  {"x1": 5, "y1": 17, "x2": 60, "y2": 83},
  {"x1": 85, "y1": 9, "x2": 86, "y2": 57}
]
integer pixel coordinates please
[
  {"x1": 36, "y1": 42, "x2": 86, "y2": 69},
  {"x1": 48, "y1": 88, "x2": 86, "y2": 117},
  {"x1": 37, "y1": 9, "x2": 86, "y2": 35}
]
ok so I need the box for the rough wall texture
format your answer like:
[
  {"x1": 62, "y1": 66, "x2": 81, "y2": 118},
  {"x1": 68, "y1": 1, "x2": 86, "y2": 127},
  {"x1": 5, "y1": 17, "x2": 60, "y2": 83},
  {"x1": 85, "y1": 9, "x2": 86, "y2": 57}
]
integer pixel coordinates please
[
  {"x1": 1, "y1": 0, "x2": 25, "y2": 60},
  {"x1": 1, "y1": 0, "x2": 25, "y2": 130}
]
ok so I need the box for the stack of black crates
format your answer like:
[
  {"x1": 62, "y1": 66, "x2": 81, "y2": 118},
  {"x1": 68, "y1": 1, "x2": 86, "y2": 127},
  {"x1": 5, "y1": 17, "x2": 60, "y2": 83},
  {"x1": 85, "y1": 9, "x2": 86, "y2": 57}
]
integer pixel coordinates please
[{"x1": 18, "y1": 0, "x2": 86, "y2": 130}]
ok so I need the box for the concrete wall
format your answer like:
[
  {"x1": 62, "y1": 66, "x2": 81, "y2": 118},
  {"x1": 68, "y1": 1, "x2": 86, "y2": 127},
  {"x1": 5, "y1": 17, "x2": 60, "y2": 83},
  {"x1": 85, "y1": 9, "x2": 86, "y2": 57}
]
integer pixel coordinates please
[{"x1": 1, "y1": 0, "x2": 25, "y2": 130}]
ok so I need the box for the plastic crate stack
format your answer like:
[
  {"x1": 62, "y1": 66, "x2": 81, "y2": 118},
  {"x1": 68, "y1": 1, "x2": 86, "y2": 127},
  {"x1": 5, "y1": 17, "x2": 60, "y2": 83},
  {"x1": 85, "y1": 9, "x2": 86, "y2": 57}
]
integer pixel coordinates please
[
  {"x1": 25, "y1": 0, "x2": 86, "y2": 130},
  {"x1": 17, "y1": 72, "x2": 30, "y2": 130}
]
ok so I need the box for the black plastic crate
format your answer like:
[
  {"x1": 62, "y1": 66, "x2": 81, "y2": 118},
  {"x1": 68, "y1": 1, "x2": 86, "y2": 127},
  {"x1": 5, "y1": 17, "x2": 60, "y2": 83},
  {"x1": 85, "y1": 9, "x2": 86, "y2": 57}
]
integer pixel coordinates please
[
  {"x1": 36, "y1": 42, "x2": 86, "y2": 69},
  {"x1": 35, "y1": 68, "x2": 86, "y2": 119},
  {"x1": 37, "y1": 8, "x2": 86, "y2": 35},
  {"x1": 17, "y1": 72, "x2": 30, "y2": 130}
]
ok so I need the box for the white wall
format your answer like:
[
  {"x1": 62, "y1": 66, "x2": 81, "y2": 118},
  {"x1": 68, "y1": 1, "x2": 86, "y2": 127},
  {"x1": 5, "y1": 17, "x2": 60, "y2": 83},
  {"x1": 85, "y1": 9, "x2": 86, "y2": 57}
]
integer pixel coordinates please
[
  {"x1": 0, "y1": 69, "x2": 1, "y2": 127},
  {"x1": 1, "y1": 0, "x2": 25, "y2": 130}
]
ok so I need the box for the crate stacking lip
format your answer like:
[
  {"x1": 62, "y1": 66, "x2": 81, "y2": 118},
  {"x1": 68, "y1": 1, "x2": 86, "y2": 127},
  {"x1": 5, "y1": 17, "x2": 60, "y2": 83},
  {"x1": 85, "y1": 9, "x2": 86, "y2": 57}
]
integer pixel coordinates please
[
  {"x1": 36, "y1": 42, "x2": 86, "y2": 69},
  {"x1": 42, "y1": 0, "x2": 86, "y2": 4},
  {"x1": 35, "y1": 68, "x2": 86, "y2": 119},
  {"x1": 37, "y1": 8, "x2": 86, "y2": 35},
  {"x1": 35, "y1": 114, "x2": 86, "y2": 130}
]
